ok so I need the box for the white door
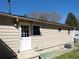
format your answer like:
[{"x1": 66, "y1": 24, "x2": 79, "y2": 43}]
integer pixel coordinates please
[{"x1": 20, "y1": 25, "x2": 31, "y2": 51}]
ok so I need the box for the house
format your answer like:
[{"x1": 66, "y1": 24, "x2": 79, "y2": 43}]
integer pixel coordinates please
[
  {"x1": 0, "y1": 12, "x2": 74, "y2": 59},
  {"x1": 73, "y1": 30, "x2": 79, "y2": 46},
  {"x1": 73, "y1": 30, "x2": 79, "y2": 40}
]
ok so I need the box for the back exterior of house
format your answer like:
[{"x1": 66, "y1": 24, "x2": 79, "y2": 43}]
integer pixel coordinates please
[{"x1": 0, "y1": 13, "x2": 74, "y2": 59}]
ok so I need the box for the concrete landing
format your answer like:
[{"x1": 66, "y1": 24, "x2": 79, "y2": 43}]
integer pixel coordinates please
[{"x1": 17, "y1": 50, "x2": 39, "y2": 59}]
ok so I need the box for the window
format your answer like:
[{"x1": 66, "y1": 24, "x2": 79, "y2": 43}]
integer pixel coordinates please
[
  {"x1": 75, "y1": 34, "x2": 79, "y2": 36},
  {"x1": 68, "y1": 29, "x2": 70, "y2": 34},
  {"x1": 33, "y1": 25, "x2": 40, "y2": 35},
  {"x1": 21, "y1": 25, "x2": 29, "y2": 37},
  {"x1": 58, "y1": 28, "x2": 61, "y2": 32}
]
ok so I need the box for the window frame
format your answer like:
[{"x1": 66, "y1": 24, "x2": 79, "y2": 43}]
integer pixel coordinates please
[
  {"x1": 58, "y1": 28, "x2": 61, "y2": 32},
  {"x1": 68, "y1": 29, "x2": 70, "y2": 35},
  {"x1": 32, "y1": 25, "x2": 41, "y2": 36},
  {"x1": 21, "y1": 25, "x2": 30, "y2": 37}
]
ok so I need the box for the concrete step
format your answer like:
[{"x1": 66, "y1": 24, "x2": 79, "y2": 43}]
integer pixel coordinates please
[{"x1": 17, "y1": 50, "x2": 39, "y2": 59}]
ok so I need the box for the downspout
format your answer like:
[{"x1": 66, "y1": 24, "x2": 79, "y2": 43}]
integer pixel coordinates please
[
  {"x1": 14, "y1": 16, "x2": 19, "y2": 28},
  {"x1": 15, "y1": 17, "x2": 20, "y2": 53}
]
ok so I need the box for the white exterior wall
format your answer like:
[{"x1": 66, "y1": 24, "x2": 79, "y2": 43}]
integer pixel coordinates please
[
  {"x1": 0, "y1": 16, "x2": 19, "y2": 53},
  {"x1": 31, "y1": 25, "x2": 73, "y2": 50}
]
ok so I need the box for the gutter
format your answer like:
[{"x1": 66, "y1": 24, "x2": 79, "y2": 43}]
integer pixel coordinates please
[{"x1": 0, "y1": 12, "x2": 73, "y2": 28}]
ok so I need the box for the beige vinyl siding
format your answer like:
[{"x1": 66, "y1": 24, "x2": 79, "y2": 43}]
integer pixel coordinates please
[
  {"x1": 0, "y1": 16, "x2": 19, "y2": 53},
  {"x1": 31, "y1": 23, "x2": 73, "y2": 50}
]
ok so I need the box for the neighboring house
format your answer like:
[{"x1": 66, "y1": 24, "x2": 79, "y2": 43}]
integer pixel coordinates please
[
  {"x1": 0, "y1": 12, "x2": 74, "y2": 59},
  {"x1": 73, "y1": 30, "x2": 79, "y2": 46},
  {"x1": 73, "y1": 30, "x2": 79, "y2": 39}
]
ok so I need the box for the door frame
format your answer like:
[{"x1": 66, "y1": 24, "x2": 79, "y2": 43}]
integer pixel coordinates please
[{"x1": 19, "y1": 23, "x2": 32, "y2": 51}]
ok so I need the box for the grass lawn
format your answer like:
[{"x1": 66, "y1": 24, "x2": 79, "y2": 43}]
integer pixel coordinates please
[{"x1": 55, "y1": 49, "x2": 79, "y2": 59}]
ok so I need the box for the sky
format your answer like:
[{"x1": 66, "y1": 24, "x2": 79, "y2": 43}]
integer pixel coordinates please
[{"x1": 0, "y1": 0, "x2": 79, "y2": 23}]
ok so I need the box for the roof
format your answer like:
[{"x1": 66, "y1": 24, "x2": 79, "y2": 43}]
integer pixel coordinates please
[{"x1": 0, "y1": 12, "x2": 73, "y2": 29}]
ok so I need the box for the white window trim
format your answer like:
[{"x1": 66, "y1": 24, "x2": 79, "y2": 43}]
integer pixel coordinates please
[{"x1": 20, "y1": 24, "x2": 30, "y2": 37}]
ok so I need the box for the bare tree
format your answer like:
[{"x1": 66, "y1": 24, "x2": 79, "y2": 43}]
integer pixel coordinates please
[
  {"x1": 30, "y1": 12, "x2": 48, "y2": 20},
  {"x1": 29, "y1": 12, "x2": 61, "y2": 23},
  {"x1": 48, "y1": 12, "x2": 61, "y2": 22}
]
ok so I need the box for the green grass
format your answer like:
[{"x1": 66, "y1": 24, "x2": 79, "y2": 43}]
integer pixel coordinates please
[{"x1": 55, "y1": 49, "x2": 79, "y2": 59}]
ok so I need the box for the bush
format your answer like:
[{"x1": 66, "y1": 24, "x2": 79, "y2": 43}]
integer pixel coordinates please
[{"x1": 64, "y1": 44, "x2": 72, "y2": 49}]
